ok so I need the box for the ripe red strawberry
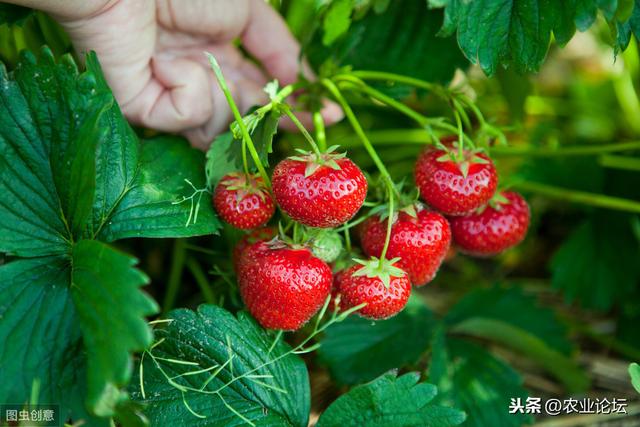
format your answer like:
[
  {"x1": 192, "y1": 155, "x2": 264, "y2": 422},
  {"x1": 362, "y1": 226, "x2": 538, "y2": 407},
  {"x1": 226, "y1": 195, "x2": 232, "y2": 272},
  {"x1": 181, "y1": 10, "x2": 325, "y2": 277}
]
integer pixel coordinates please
[
  {"x1": 335, "y1": 259, "x2": 411, "y2": 320},
  {"x1": 213, "y1": 172, "x2": 275, "y2": 229},
  {"x1": 271, "y1": 151, "x2": 367, "y2": 228},
  {"x1": 360, "y1": 205, "x2": 451, "y2": 286},
  {"x1": 238, "y1": 240, "x2": 333, "y2": 330},
  {"x1": 414, "y1": 148, "x2": 497, "y2": 216},
  {"x1": 449, "y1": 191, "x2": 530, "y2": 256},
  {"x1": 232, "y1": 227, "x2": 276, "y2": 271}
]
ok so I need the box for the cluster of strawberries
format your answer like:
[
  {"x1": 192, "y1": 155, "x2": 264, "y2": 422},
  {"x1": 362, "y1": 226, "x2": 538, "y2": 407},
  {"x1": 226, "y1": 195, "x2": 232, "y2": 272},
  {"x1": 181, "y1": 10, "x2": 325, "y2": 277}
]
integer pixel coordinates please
[{"x1": 213, "y1": 140, "x2": 530, "y2": 331}]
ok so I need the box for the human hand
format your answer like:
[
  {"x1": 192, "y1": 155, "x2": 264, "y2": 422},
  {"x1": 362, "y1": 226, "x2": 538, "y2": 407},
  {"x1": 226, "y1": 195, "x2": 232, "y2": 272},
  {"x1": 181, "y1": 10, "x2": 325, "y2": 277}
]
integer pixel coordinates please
[{"x1": 41, "y1": 0, "x2": 342, "y2": 148}]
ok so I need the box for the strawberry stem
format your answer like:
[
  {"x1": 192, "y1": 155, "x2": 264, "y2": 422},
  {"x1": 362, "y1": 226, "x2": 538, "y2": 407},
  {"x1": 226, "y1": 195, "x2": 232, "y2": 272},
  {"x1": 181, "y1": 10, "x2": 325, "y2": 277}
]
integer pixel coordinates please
[
  {"x1": 344, "y1": 227, "x2": 352, "y2": 253},
  {"x1": 313, "y1": 110, "x2": 328, "y2": 152},
  {"x1": 282, "y1": 105, "x2": 322, "y2": 155},
  {"x1": 335, "y1": 76, "x2": 475, "y2": 147},
  {"x1": 321, "y1": 79, "x2": 400, "y2": 200},
  {"x1": 207, "y1": 53, "x2": 271, "y2": 187},
  {"x1": 454, "y1": 109, "x2": 465, "y2": 159},
  {"x1": 347, "y1": 70, "x2": 442, "y2": 98},
  {"x1": 379, "y1": 188, "x2": 394, "y2": 262},
  {"x1": 241, "y1": 137, "x2": 249, "y2": 176}
]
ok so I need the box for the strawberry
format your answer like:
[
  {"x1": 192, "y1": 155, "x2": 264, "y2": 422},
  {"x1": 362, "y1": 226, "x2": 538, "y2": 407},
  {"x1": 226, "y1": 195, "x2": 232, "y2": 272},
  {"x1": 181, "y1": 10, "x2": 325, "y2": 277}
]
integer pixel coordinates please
[
  {"x1": 309, "y1": 229, "x2": 343, "y2": 263},
  {"x1": 414, "y1": 147, "x2": 497, "y2": 216},
  {"x1": 335, "y1": 258, "x2": 411, "y2": 320},
  {"x1": 213, "y1": 172, "x2": 275, "y2": 230},
  {"x1": 271, "y1": 150, "x2": 367, "y2": 228},
  {"x1": 237, "y1": 240, "x2": 333, "y2": 330},
  {"x1": 327, "y1": 268, "x2": 347, "y2": 313},
  {"x1": 360, "y1": 205, "x2": 451, "y2": 286},
  {"x1": 449, "y1": 191, "x2": 530, "y2": 256},
  {"x1": 232, "y1": 227, "x2": 276, "y2": 271}
]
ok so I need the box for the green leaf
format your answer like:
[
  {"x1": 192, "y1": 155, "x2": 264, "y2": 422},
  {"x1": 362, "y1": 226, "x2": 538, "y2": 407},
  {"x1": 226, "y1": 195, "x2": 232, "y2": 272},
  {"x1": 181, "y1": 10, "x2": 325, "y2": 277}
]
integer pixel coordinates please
[
  {"x1": 322, "y1": 0, "x2": 354, "y2": 45},
  {"x1": 429, "y1": 338, "x2": 532, "y2": 427},
  {"x1": 0, "y1": 257, "x2": 109, "y2": 426},
  {"x1": 309, "y1": 0, "x2": 467, "y2": 85},
  {"x1": 316, "y1": 371, "x2": 466, "y2": 427},
  {"x1": 71, "y1": 240, "x2": 158, "y2": 416},
  {"x1": 457, "y1": 0, "x2": 557, "y2": 75},
  {"x1": 0, "y1": 49, "x2": 106, "y2": 257},
  {"x1": 0, "y1": 48, "x2": 217, "y2": 423},
  {"x1": 12, "y1": 51, "x2": 109, "y2": 238},
  {"x1": 445, "y1": 286, "x2": 588, "y2": 392},
  {"x1": 80, "y1": 54, "x2": 220, "y2": 241},
  {"x1": 611, "y1": 0, "x2": 640, "y2": 51},
  {"x1": 206, "y1": 111, "x2": 279, "y2": 188},
  {"x1": 629, "y1": 363, "x2": 640, "y2": 394},
  {"x1": 551, "y1": 214, "x2": 640, "y2": 311},
  {"x1": 132, "y1": 305, "x2": 310, "y2": 427},
  {"x1": 96, "y1": 136, "x2": 221, "y2": 241},
  {"x1": 319, "y1": 296, "x2": 435, "y2": 384},
  {"x1": 427, "y1": 0, "x2": 638, "y2": 75}
]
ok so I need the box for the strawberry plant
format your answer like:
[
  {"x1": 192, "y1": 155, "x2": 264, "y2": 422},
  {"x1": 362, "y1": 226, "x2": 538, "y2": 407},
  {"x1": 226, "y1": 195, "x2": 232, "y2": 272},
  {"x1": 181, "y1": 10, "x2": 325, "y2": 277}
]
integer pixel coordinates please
[{"x1": 2, "y1": 1, "x2": 640, "y2": 426}]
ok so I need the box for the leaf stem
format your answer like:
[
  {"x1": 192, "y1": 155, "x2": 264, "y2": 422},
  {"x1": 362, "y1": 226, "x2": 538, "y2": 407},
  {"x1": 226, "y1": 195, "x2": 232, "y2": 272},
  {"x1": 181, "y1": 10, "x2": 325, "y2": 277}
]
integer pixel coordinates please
[
  {"x1": 207, "y1": 53, "x2": 271, "y2": 187},
  {"x1": 516, "y1": 181, "x2": 640, "y2": 214}
]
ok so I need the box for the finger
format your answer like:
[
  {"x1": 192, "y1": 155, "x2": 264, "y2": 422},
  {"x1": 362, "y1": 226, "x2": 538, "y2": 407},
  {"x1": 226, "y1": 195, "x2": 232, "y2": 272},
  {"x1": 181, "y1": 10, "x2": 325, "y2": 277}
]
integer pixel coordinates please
[
  {"x1": 241, "y1": 0, "x2": 304, "y2": 85},
  {"x1": 156, "y1": 0, "x2": 250, "y2": 41},
  {"x1": 156, "y1": 40, "x2": 269, "y2": 87},
  {"x1": 122, "y1": 56, "x2": 213, "y2": 132}
]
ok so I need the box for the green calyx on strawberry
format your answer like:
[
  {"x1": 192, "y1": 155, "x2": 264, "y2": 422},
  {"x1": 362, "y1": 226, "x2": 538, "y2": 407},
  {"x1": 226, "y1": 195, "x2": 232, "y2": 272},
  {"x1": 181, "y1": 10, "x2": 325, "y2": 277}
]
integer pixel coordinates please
[
  {"x1": 288, "y1": 145, "x2": 347, "y2": 177},
  {"x1": 352, "y1": 256, "x2": 407, "y2": 288},
  {"x1": 335, "y1": 258, "x2": 411, "y2": 320},
  {"x1": 272, "y1": 149, "x2": 368, "y2": 228},
  {"x1": 414, "y1": 142, "x2": 497, "y2": 216},
  {"x1": 218, "y1": 172, "x2": 270, "y2": 202},
  {"x1": 435, "y1": 145, "x2": 490, "y2": 179},
  {"x1": 213, "y1": 172, "x2": 275, "y2": 230},
  {"x1": 367, "y1": 181, "x2": 420, "y2": 222}
]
